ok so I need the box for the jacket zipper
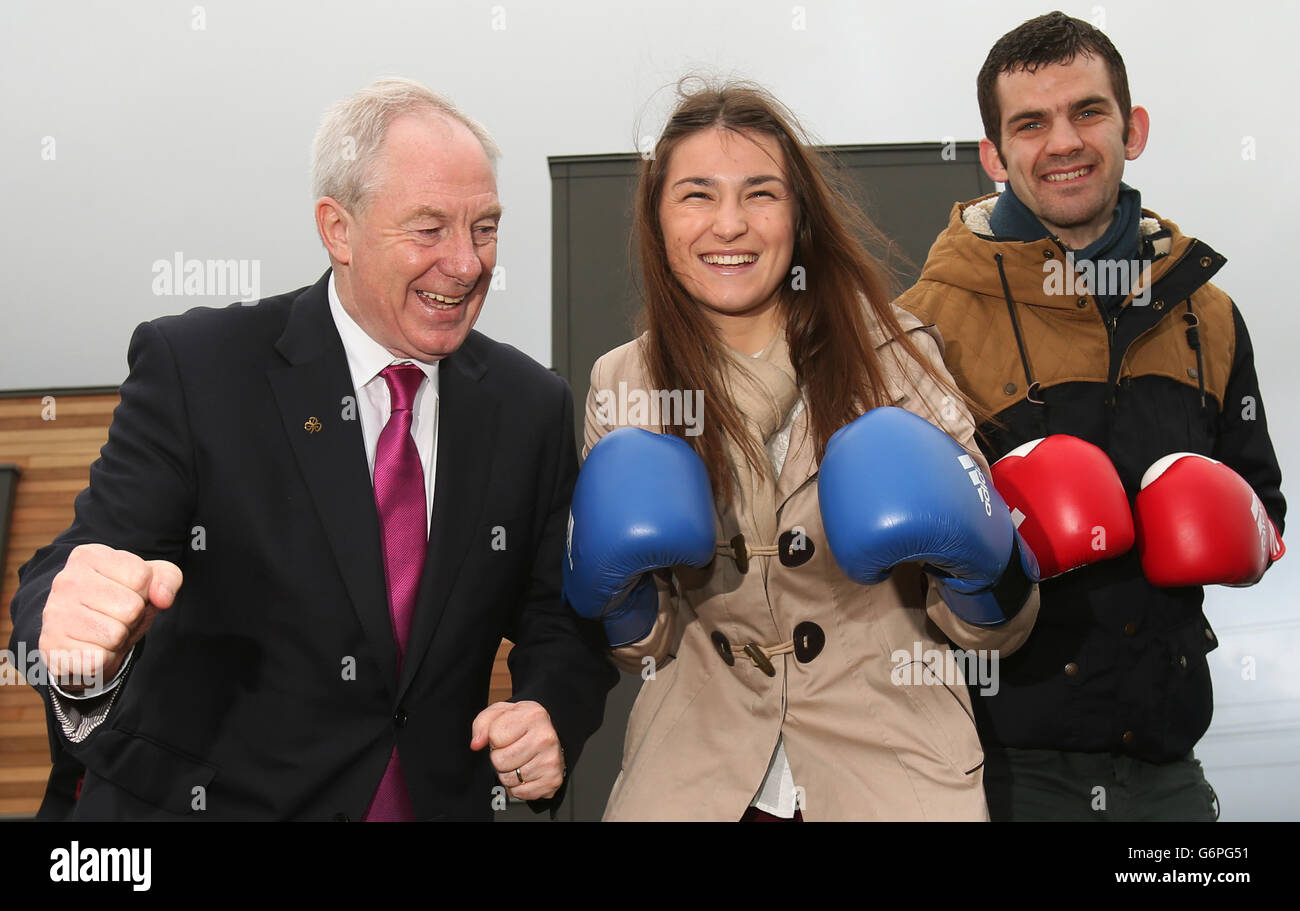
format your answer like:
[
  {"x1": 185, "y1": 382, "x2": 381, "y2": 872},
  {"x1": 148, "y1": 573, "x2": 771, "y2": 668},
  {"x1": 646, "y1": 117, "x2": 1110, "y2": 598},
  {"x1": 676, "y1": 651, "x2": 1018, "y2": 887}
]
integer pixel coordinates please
[{"x1": 1064, "y1": 236, "x2": 1194, "y2": 407}]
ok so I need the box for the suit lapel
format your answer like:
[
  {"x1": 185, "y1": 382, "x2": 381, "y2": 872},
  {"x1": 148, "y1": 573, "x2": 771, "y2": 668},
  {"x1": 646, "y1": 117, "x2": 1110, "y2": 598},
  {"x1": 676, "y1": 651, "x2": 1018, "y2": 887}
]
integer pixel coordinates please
[
  {"x1": 268, "y1": 273, "x2": 397, "y2": 693},
  {"x1": 399, "y1": 336, "x2": 499, "y2": 697}
]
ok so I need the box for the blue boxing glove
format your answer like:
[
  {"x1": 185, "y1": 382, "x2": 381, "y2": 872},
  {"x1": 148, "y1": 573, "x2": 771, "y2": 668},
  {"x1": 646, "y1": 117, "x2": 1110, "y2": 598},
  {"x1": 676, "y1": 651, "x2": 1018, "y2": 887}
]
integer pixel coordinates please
[
  {"x1": 564, "y1": 427, "x2": 716, "y2": 646},
  {"x1": 818, "y1": 406, "x2": 1039, "y2": 626}
]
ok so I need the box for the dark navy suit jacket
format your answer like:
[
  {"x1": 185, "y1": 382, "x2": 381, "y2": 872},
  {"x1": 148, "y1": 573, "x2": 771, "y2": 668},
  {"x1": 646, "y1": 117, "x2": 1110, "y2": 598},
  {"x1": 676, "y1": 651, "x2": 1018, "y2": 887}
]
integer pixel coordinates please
[{"x1": 9, "y1": 271, "x2": 616, "y2": 819}]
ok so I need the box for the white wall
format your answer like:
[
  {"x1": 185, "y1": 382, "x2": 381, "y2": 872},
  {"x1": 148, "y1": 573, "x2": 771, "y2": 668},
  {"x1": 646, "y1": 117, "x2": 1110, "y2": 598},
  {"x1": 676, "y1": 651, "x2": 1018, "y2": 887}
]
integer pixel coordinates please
[{"x1": 2, "y1": 0, "x2": 1297, "y2": 819}]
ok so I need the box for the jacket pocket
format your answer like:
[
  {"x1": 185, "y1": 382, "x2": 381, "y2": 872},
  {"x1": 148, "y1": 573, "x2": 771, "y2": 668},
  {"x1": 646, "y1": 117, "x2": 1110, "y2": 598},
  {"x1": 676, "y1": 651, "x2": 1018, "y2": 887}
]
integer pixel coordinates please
[
  {"x1": 621, "y1": 650, "x2": 718, "y2": 774},
  {"x1": 896, "y1": 658, "x2": 985, "y2": 775},
  {"x1": 78, "y1": 727, "x2": 218, "y2": 816},
  {"x1": 621, "y1": 655, "x2": 681, "y2": 767},
  {"x1": 1159, "y1": 613, "x2": 1216, "y2": 757}
]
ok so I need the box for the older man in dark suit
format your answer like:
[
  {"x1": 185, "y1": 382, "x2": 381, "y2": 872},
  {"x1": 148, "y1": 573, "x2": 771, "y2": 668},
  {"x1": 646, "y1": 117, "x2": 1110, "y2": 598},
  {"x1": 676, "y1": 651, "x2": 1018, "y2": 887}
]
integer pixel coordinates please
[{"x1": 8, "y1": 77, "x2": 616, "y2": 820}]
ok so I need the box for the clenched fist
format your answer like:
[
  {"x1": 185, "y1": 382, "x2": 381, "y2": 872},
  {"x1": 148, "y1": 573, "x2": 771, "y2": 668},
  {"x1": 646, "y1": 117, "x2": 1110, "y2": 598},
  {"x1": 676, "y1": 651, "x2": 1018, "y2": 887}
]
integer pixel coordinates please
[
  {"x1": 39, "y1": 543, "x2": 182, "y2": 692},
  {"x1": 470, "y1": 700, "x2": 565, "y2": 801}
]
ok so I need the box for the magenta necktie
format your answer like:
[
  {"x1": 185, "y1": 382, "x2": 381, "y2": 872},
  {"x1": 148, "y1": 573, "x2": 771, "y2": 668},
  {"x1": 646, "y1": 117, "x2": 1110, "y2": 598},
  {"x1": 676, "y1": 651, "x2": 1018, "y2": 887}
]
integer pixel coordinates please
[{"x1": 365, "y1": 363, "x2": 427, "y2": 822}]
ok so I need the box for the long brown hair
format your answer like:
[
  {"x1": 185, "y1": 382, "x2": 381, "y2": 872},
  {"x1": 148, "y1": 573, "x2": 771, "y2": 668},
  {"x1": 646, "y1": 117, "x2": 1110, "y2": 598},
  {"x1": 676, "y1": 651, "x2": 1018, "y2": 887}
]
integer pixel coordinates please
[{"x1": 635, "y1": 79, "x2": 974, "y2": 501}]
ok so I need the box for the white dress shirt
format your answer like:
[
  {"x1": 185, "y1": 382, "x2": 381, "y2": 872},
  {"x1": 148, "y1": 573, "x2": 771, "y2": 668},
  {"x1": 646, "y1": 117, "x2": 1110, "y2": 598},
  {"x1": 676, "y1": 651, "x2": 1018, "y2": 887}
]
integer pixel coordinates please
[{"x1": 328, "y1": 273, "x2": 439, "y2": 533}]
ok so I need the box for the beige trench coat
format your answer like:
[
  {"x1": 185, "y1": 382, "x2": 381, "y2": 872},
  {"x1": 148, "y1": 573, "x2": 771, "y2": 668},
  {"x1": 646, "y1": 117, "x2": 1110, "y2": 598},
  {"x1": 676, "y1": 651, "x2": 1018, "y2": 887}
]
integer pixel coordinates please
[{"x1": 583, "y1": 308, "x2": 1040, "y2": 821}]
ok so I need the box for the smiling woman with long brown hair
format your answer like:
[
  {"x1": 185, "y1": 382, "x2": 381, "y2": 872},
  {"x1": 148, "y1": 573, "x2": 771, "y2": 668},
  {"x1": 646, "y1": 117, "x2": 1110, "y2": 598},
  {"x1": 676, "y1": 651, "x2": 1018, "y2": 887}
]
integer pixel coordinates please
[{"x1": 563, "y1": 80, "x2": 1041, "y2": 821}]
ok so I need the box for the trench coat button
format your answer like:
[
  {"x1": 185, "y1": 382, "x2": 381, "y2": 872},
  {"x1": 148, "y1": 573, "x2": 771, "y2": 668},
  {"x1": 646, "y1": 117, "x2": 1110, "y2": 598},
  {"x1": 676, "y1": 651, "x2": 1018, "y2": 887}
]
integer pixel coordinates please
[
  {"x1": 1153, "y1": 299, "x2": 1165, "y2": 311},
  {"x1": 712, "y1": 631, "x2": 735, "y2": 666},
  {"x1": 1122, "y1": 730, "x2": 1135, "y2": 745},
  {"x1": 1178, "y1": 655, "x2": 1188, "y2": 669},
  {"x1": 1075, "y1": 297, "x2": 1088, "y2": 308},
  {"x1": 743, "y1": 643, "x2": 776, "y2": 677},
  {"x1": 332, "y1": 813, "x2": 350, "y2": 822},
  {"x1": 1124, "y1": 622, "x2": 1137, "y2": 636},
  {"x1": 1187, "y1": 367, "x2": 1199, "y2": 379},
  {"x1": 1064, "y1": 662, "x2": 1079, "y2": 677},
  {"x1": 792, "y1": 622, "x2": 825, "y2": 663},
  {"x1": 1042, "y1": 248, "x2": 1055, "y2": 259},
  {"x1": 393, "y1": 708, "x2": 408, "y2": 728},
  {"x1": 1200, "y1": 256, "x2": 1212, "y2": 268},
  {"x1": 730, "y1": 534, "x2": 750, "y2": 574},
  {"x1": 778, "y1": 529, "x2": 815, "y2": 567},
  {"x1": 1004, "y1": 382, "x2": 1017, "y2": 395}
]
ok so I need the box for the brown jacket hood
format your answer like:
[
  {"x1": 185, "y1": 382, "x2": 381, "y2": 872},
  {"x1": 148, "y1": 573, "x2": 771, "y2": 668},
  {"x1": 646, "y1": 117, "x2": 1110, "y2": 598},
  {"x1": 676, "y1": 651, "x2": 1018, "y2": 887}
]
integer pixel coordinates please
[{"x1": 918, "y1": 193, "x2": 1183, "y2": 309}]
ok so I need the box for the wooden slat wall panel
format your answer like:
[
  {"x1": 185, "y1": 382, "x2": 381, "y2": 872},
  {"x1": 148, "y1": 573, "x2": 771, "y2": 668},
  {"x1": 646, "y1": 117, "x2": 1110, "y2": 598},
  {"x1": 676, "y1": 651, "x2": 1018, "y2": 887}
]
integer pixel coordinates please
[
  {"x1": 490, "y1": 641, "x2": 514, "y2": 705},
  {"x1": 0, "y1": 391, "x2": 518, "y2": 817},
  {"x1": 0, "y1": 392, "x2": 118, "y2": 816}
]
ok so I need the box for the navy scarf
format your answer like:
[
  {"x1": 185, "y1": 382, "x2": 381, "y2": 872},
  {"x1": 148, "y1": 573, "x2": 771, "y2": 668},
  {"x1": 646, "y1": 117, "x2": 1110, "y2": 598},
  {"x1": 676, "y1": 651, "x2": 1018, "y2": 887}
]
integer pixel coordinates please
[{"x1": 989, "y1": 181, "x2": 1143, "y2": 315}]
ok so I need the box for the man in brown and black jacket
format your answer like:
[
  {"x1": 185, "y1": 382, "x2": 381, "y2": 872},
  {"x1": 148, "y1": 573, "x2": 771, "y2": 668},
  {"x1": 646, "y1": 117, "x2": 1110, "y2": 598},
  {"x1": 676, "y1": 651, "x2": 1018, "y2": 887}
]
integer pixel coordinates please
[{"x1": 899, "y1": 11, "x2": 1285, "y2": 820}]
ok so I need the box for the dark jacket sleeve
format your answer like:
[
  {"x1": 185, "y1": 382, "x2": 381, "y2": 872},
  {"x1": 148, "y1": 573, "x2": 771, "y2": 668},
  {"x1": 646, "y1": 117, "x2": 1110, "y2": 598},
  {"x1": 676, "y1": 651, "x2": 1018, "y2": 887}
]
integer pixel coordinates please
[
  {"x1": 8, "y1": 319, "x2": 196, "y2": 753},
  {"x1": 1212, "y1": 302, "x2": 1286, "y2": 535},
  {"x1": 502, "y1": 373, "x2": 618, "y2": 812}
]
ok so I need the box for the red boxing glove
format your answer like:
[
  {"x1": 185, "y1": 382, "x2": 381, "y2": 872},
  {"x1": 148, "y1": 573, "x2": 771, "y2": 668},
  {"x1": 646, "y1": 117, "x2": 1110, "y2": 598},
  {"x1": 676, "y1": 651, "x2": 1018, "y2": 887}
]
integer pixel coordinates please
[
  {"x1": 992, "y1": 435, "x2": 1135, "y2": 578},
  {"x1": 1135, "y1": 453, "x2": 1285, "y2": 587}
]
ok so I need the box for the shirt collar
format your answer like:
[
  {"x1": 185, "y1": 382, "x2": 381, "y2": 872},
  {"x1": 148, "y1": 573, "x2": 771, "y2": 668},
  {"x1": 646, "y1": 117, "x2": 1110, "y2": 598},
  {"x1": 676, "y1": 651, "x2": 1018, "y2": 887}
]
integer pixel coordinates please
[{"x1": 327, "y1": 272, "x2": 439, "y2": 394}]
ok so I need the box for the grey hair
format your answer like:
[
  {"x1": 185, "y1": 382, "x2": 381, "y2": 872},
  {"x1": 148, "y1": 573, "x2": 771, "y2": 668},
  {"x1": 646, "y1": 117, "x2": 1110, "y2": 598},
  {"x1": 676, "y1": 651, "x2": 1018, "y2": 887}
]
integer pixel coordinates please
[{"x1": 311, "y1": 77, "x2": 500, "y2": 213}]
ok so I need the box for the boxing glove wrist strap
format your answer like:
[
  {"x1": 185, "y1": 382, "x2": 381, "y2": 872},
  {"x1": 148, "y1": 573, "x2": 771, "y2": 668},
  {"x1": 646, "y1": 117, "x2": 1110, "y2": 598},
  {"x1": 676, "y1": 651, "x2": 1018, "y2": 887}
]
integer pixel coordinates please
[
  {"x1": 600, "y1": 575, "x2": 659, "y2": 648},
  {"x1": 931, "y1": 534, "x2": 1037, "y2": 627}
]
